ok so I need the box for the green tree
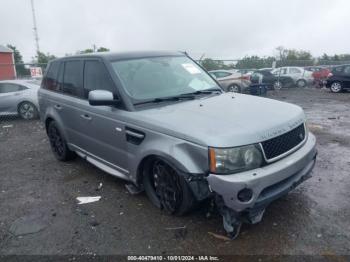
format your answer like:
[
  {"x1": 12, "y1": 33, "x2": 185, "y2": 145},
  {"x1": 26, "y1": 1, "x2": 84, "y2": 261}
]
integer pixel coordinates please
[
  {"x1": 78, "y1": 46, "x2": 110, "y2": 54},
  {"x1": 79, "y1": 48, "x2": 94, "y2": 54},
  {"x1": 97, "y1": 47, "x2": 109, "y2": 52},
  {"x1": 236, "y1": 56, "x2": 275, "y2": 69},
  {"x1": 35, "y1": 51, "x2": 57, "y2": 70},
  {"x1": 200, "y1": 58, "x2": 229, "y2": 71},
  {"x1": 6, "y1": 44, "x2": 29, "y2": 77}
]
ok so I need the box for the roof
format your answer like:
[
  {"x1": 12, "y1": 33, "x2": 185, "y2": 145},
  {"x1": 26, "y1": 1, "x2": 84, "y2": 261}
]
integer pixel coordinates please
[
  {"x1": 0, "y1": 45, "x2": 13, "y2": 53},
  {"x1": 0, "y1": 79, "x2": 41, "y2": 88},
  {"x1": 52, "y1": 50, "x2": 185, "y2": 62}
]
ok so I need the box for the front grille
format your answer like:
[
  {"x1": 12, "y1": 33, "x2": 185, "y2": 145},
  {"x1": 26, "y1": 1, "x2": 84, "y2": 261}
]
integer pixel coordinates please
[{"x1": 261, "y1": 124, "x2": 305, "y2": 160}]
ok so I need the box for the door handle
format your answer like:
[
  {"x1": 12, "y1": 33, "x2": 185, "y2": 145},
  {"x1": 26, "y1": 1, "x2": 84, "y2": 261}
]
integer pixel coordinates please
[
  {"x1": 80, "y1": 114, "x2": 92, "y2": 121},
  {"x1": 54, "y1": 104, "x2": 62, "y2": 110}
]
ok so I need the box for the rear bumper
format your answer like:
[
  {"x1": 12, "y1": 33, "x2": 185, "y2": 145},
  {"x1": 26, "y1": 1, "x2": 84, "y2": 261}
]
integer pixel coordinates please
[{"x1": 207, "y1": 132, "x2": 317, "y2": 212}]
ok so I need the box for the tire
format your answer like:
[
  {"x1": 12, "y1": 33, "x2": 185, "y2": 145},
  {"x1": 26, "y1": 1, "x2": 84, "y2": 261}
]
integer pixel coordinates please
[
  {"x1": 18, "y1": 102, "x2": 39, "y2": 120},
  {"x1": 273, "y1": 81, "x2": 282, "y2": 90},
  {"x1": 143, "y1": 158, "x2": 196, "y2": 216},
  {"x1": 296, "y1": 79, "x2": 307, "y2": 88},
  {"x1": 47, "y1": 121, "x2": 76, "y2": 161},
  {"x1": 227, "y1": 84, "x2": 241, "y2": 93},
  {"x1": 330, "y1": 82, "x2": 342, "y2": 93}
]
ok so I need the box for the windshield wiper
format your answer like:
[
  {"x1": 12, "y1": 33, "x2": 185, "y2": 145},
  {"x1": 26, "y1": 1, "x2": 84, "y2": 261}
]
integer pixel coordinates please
[
  {"x1": 180, "y1": 87, "x2": 222, "y2": 96},
  {"x1": 134, "y1": 94, "x2": 195, "y2": 106}
]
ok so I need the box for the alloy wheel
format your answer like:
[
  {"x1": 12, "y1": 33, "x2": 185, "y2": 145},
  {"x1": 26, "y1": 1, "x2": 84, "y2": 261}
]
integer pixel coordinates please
[
  {"x1": 19, "y1": 102, "x2": 35, "y2": 119},
  {"x1": 330, "y1": 82, "x2": 342, "y2": 93},
  {"x1": 152, "y1": 160, "x2": 182, "y2": 213},
  {"x1": 48, "y1": 125, "x2": 65, "y2": 157}
]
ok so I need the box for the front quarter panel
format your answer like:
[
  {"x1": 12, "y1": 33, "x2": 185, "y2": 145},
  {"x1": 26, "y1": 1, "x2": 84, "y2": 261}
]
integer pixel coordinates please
[{"x1": 126, "y1": 124, "x2": 209, "y2": 183}]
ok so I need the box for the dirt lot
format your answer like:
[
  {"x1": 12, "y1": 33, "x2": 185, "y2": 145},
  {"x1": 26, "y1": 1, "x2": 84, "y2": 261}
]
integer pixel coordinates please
[{"x1": 0, "y1": 88, "x2": 349, "y2": 256}]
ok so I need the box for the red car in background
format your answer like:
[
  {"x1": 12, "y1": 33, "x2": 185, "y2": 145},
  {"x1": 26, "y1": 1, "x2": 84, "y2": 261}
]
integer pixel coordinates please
[{"x1": 305, "y1": 66, "x2": 331, "y2": 87}]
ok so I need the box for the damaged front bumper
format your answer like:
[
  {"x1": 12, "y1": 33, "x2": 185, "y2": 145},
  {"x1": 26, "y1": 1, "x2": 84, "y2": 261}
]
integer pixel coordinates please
[{"x1": 207, "y1": 132, "x2": 317, "y2": 238}]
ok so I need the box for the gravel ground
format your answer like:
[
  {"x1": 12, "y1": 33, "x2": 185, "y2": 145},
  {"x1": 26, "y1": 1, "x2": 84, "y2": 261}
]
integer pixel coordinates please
[{"x1": 0, "y1": 88, "x2": 349, "y2": 256}]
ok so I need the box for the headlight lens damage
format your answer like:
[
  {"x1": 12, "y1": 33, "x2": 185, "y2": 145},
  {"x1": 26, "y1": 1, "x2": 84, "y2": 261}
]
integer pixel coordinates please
[{"x1": 209, "y1": 144, "x2": 263, "y2": 174}]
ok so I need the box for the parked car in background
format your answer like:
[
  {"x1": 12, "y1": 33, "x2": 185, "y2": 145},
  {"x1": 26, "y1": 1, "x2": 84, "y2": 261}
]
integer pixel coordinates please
[
  {"x1": 272, "y1": 67, "x2": 313, "y2": 88},
  {"x1": 250, "y1": 69, "x2": 295, "y2": 90},
  {"x1": 305, "y1": 66, "x2": 331, "y2": 88},
  {"x1": 236, "y1": 69, "x2": 256, "y2": 75},
  {"x1": 326, "y1": 64, "x2": 350, "y2": 93},
  {"x1": 0, "y1": 79, "x2": 40, "y2": 119},
  {"x1": 209, "y1": 70, "x2": 250, "y2": 93},
  {"x1": 38, "y1": 51, "x2": 316, "y2": 239}
]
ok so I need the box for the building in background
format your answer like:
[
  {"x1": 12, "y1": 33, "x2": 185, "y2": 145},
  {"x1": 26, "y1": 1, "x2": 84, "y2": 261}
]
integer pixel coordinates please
[{"x1": 0, "y1": 45, "x2": 16, "y2": 80}]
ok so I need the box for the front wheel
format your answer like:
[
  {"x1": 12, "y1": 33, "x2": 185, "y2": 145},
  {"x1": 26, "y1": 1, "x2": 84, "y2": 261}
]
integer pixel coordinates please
[
  {"x1": 330, "y1": 82, "x2": 342, "y2": 93},
  {"x1": 143, "y1": 158, "x2": 196, "y2": 215},
  {"x1": 18, "y1": 102, "x2": 38, "y2": 120}
]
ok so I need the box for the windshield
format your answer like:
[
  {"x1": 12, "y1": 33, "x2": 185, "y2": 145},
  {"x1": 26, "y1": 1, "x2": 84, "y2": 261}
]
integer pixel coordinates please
[{"x1": 111, "y1": 56, "x2": 220, "y2": 101}]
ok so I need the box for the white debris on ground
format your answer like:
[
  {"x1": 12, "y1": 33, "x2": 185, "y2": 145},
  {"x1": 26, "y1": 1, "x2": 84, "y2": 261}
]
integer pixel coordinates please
[{"x1": 76, "y1": 196, "x2": 101, "y2": 205}]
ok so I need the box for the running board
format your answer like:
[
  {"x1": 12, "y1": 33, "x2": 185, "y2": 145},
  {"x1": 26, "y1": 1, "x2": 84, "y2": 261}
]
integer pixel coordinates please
[{"x1": 76, "y1": 151, "x2": 130, "y2": 181}]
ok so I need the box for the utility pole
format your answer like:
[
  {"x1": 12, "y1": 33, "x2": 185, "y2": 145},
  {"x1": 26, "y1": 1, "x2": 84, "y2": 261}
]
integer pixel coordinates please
[{"x1": 30, "y1": 0, "x2": 40, "y2": 56}]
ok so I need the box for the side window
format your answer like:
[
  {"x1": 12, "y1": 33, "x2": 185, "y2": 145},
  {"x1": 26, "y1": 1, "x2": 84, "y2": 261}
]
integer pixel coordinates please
[
  {"x1": 334, "y1": 66, "x2": 343, "y2": 73},
  {"x1": 290, "y1": 68, "x2": 301, "y2": 74},
  {"x1": 343, "y1": 66, "x2": 350, "y2": 75},
  {"x1": 0, "y1": 83, "x2": 26, "y2": 93},
  {"x1": 43, "y1": 61, "x2": 60, "y2": 91},
  {"x1": 83, "y1": 60, "x2": 116, "y2": 98},
  {"x1": 62, "y1": 61, "x2": 84, "y2": 97}
]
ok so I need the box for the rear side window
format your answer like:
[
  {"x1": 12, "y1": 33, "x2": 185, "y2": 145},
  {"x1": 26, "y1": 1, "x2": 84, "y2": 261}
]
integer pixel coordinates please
[
  {"x1": 334, "y1": 66, "x2": 343, "y2": 73},
  {"x1": 0, "y1": 83, "x2": 27, "y2": 93},
  {"x1": 343, "y1": 66, "x2": 350, "y2": 75},
  {"x1": 83, "y1": 60, "x2": 116, "y2": 98},
  {"x1": 43, "y1": 61, "x2": 60, "y2": 91},
  {"x1": 62, "y1": 61, "x2": 84, "y2": 97},
  {"x1": 289, "y1": 68, "x2": 301, "y2": 74}
]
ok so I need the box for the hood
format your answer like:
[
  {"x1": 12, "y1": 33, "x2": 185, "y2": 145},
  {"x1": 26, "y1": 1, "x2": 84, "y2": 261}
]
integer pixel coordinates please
[{"x1": 132, "y1": 93, "x2": 305, "y2": 147}]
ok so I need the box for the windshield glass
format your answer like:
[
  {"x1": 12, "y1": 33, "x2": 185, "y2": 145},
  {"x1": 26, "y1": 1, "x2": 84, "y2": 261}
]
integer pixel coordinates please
[{"x1": 111, "y1": 56, "x2": 219, "y2": 101}]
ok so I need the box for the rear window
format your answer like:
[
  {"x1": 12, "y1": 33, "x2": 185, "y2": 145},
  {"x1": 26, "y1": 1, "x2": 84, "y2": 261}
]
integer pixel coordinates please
[{"x1": 42, "y1": 61, "x2": 60, "y2": 91}]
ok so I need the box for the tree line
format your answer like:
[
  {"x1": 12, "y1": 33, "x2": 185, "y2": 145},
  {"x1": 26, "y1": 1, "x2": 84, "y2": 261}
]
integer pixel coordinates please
[
  {"x1": 5, "y1": 44, "x2": 350, "y2": 76},
  {"x1": 5, "y1": 45, "x2": 110, "y2": 77},
  {"x1": 199, "y1": 46, "x2": 350, "y2": 71}
]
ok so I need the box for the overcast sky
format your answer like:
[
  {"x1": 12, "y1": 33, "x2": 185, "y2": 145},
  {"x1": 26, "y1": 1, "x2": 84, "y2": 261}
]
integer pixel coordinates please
[{"x1": 0, "y1": 0, "x2": 349, "y2": 62}]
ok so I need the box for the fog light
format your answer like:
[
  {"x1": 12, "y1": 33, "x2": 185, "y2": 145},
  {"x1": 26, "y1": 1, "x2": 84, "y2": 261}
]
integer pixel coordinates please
[{"x1": 237, "y1": 188, "x2": 253, "y2": 202}]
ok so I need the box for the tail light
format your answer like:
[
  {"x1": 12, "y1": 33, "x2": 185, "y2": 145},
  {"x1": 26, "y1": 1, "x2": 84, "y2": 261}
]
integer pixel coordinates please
[{"x1": 239, "y1": 75, "x2": 250, "y2": 81}]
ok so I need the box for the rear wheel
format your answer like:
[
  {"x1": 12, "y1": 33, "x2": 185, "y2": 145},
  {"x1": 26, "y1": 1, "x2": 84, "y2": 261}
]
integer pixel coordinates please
[
  {"x1": 273, "y1": 81, "x2": 282, "y2": 90},
  {"x1": 47, "y1": 121, "x2": 76, "y2": 161},
  {"x1": 18, "y1": 102, "x2": 38, "y2": 120},
  {"x1": 296, "y1": 79, "x2": 307, "y2": 88},
  {"x1": 330, "y1": 82, "x2": 342, "y2": 93},
  {"x1": 143, "y1": 158, "x2": 195, "y2": 215},
  {"x1": 227, "y1": 84, "x2": 241, "y2": 93}
]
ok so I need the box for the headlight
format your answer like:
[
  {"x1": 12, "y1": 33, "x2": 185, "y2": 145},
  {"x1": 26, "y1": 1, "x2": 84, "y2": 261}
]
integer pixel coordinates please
[{"x1": 209, "y1": 144, "x2": 263, "y2": 174}]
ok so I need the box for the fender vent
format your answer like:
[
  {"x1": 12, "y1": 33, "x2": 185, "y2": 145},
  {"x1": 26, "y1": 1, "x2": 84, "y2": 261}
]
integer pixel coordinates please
[{"x1": 125, "y1": 127, "x2": 145, "y2": 145}]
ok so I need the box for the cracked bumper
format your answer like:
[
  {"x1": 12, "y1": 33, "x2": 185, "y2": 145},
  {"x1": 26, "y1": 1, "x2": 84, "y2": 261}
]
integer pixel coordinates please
[{"x1": 207, "y1": 132, "x2": 317, "y2": 212}]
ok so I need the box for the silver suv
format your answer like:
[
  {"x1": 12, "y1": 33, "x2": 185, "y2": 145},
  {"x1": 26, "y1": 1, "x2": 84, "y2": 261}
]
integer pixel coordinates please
[{"x1": 38, "y1": 51, "x2": 317, "y2": 239}]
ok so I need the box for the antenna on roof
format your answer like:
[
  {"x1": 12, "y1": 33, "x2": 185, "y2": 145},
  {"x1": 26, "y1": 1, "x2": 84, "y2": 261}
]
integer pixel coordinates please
[{"x1": 30, "y1": 0, "x2": 40, "y2": 56}]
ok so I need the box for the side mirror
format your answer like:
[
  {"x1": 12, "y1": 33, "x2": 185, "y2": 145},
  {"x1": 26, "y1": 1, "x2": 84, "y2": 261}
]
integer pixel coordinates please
[{"x1": 88, "y1": 90, "x2": 119, "y2": 106}]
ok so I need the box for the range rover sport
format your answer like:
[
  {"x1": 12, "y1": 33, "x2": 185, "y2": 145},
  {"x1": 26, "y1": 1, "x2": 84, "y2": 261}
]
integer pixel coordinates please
[{"x1": 38, "y1": 51, "x2": 317, "y2": 239}]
